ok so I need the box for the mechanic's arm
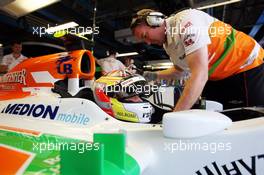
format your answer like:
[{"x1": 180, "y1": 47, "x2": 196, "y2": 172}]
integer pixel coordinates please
[
  {"x1": 157, "y1": 65, "x2": 184, "y2": 80},
  {"x1": 144, "y1": 66, "x2": 184, "y2": 81},
  {"x1": 0, "y1": 57, "x2": 8, "y2": 74},
  {"x1": 0, "y1": 65, "x2": 8, "y2": 74},
  {"x1": 174, "y1": 46, "x2": 208, "y2": 111}
]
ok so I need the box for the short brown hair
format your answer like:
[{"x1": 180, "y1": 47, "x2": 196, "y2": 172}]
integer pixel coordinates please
[
  {"x1": 11, "y1": 40, "x2": 22, "y2": 46},
  {"x1": 130, "y1": 9, "x2": 155, "y2": 30}
]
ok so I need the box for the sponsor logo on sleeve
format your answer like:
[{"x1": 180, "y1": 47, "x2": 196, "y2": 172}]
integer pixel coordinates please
[
  {"x1": 183, "y1": 34, "x2": 195, "y2": 47},
  {"x1": 184, "y1": 21, "x2": 193, "y2": 28}
]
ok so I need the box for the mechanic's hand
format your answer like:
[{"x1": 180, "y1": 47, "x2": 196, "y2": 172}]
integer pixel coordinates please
[{"x1": 143, "y1": 71, "x2": 158, "y2": 82}]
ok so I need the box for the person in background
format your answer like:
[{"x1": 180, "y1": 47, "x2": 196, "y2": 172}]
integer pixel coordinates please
[
  {"x1": 1, "y1": 41, "x2": 27, "y2": 72},
  {"x1": 98, "y1": 50, "x2": 126, "y2": 75},
  {"x1": 130, "y1": 8, "x2": 264, "y2": 111},
  {"x1": 124, "y1": 57, "x2": 137, "y2": 74}
]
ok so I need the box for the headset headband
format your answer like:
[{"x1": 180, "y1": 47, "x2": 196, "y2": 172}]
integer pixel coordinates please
[{"x1": 130, "y1": 9, "x2": 165, "y2": 28}]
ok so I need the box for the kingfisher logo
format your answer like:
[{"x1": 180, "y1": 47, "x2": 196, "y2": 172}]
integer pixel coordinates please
[{"x1": 1, "y1": 103, "x2": 90, "y2": 125}]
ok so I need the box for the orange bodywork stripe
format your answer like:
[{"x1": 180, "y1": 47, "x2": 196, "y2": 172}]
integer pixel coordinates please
[
  {"x1": 0, "y1": 91, "x2": 30, "y2": 100},
  {"x1": 0, "y1": 146, "x2": 31, "y2": 174},
  {"x1": 0, "y1": 125, "x2": 41, "y2": 136}
]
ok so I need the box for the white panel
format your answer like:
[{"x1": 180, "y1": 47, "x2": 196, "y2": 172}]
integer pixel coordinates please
[
  {"x1": 31, "y1": 71, "x2": 58, "y2": 83},
  {"x1": 163, "y1": 110, "x2": 232, "y2": 138}
]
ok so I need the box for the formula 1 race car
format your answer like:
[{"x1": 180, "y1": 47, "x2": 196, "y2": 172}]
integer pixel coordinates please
[{"x1": 0, "y1": 49, "x2": 264, "y2": 175}]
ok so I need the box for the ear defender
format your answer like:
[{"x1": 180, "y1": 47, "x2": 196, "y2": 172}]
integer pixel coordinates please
[
  {"x1": 130, "y1": 9, "x2": 165, "y2": 29},
  {"x1": 146, "y1": 12, "x2": 165, "y2": 27}
]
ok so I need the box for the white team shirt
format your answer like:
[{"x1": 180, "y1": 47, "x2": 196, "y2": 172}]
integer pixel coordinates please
[
  {"x1": 1, "y1": 53, "x2": 27, "y2": 70},
  {"x1": 163, "y1": 9, "x2": 216, "y2": 71}
]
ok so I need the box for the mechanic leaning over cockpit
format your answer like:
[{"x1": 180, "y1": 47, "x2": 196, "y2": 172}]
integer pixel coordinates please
[{"x1": 130, "y1": 8, "x2": 264, "y2": 111}]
